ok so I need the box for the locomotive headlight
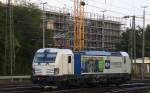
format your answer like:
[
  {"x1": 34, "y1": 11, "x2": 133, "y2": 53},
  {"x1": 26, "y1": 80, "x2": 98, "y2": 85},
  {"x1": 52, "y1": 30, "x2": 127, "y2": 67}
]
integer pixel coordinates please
[{"x1": 54, "y1": 68, "x2": 59, "y2": 75}]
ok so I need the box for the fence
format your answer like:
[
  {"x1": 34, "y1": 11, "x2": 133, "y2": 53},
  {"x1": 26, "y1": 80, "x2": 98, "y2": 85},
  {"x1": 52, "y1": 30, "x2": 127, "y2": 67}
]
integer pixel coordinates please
[{"x1": 0, "y1": 75, "x2": 31, "y2": 82}]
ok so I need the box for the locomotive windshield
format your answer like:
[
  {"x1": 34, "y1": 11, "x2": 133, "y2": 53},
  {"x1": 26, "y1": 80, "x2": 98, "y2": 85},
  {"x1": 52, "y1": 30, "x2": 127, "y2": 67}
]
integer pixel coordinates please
[{"x1": 34, "y1": 52, "x2": 57, "y2": 63}]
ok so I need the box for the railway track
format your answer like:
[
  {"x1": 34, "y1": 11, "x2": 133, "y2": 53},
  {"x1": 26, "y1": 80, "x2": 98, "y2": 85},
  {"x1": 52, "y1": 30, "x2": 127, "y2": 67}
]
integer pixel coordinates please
[
  {"x1": 0, "y1": 84, "x2": 42, "y2": 93},
  {"x1": 41, "y1": 83, "x2": 150, "y2": 93},
  {"x1": 105, "y1": 86, "x2": 150, "y2": 93},
  {"x1": 0, "y1": 80, "x2": 150, "y2": 93},
  {"x1": 105, "y1": 83, "x2": 150, "y2": 93}
]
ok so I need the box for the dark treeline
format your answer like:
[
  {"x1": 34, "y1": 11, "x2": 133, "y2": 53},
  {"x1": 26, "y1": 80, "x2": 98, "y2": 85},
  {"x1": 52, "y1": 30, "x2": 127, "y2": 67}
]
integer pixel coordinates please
[
  {"x1": 0, "y1": 3, "x2": 45, "y2": 75},
  {"x1": 116, "y1": 25, "x2": 150, "y2": 58}
]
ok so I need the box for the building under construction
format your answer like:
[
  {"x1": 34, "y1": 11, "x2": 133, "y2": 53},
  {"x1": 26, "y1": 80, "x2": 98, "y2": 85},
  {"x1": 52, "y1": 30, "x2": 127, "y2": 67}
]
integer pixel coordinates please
[{"x1": 45, "y1": 7, "x2": 124, "y2": 51}]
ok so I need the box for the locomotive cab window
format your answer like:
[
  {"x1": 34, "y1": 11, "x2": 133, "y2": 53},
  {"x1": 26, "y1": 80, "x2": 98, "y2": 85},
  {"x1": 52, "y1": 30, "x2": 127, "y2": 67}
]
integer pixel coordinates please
[
  {"x1": 34, "y1": 52, "x2": 57, "y2": 63},
  {"x1": 68, "y1": 56, "x2": 71, "y2": 63}
]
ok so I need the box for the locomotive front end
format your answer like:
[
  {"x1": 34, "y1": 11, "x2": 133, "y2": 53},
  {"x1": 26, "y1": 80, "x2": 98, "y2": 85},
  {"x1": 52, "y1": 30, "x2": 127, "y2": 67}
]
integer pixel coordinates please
[{"x1": 32, "y1": 49, "x2": 59, "y2": 84}]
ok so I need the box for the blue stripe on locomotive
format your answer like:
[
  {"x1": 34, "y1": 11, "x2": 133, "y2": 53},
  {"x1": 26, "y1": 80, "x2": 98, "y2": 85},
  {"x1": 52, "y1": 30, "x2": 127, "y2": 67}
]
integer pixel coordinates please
[{"x1": 74, "y1": 53, "x2": 81, "y2": 75}]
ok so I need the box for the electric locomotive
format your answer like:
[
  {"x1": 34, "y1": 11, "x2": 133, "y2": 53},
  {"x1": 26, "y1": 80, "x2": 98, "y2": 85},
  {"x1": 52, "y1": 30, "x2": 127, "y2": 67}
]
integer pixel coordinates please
[{"x1": 32, "y1": 48, "x2": 131, "y2": 86}]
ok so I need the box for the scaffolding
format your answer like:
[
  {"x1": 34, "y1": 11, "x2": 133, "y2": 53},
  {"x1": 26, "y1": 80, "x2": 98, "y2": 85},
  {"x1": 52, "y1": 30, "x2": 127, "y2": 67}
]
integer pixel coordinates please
[{"x1": 45, "y1": 6, "x2": 125, "y2": 51}]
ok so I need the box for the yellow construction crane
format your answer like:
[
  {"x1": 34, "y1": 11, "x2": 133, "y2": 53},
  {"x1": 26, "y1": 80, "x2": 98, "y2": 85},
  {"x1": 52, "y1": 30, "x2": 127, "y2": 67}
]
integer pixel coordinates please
[
  {"x1": 79, "y1": 0, "x2": 85, "y2": 51},
  {"x1": 73, "y1": 0, "x2": 85, "y2": 51},
  {"x1": 73, "y1": 0, "x2": 79, "y2": 51}
]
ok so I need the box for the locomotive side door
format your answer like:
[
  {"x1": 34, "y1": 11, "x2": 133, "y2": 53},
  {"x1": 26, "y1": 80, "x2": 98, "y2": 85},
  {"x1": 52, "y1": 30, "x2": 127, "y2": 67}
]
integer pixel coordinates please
[
  {"x1": 67, "y1": 55, "x2": 72, "y2": 74},
  {"x1": 62, "y1": 54, "x2": 72, "y2": 75}
]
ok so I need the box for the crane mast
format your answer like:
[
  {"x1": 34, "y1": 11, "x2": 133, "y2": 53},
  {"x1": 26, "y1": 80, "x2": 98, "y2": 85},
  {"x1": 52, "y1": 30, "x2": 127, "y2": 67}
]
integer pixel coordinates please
[
  {"x1": 73, "y1": 0, "x2": 85, "y2": 51},
  {"x1": 79, "y1": 0, "x2": 85, "y2": 51},
  {"x1": 73, "y1": 0, "x2": 79, "y2": 51}
]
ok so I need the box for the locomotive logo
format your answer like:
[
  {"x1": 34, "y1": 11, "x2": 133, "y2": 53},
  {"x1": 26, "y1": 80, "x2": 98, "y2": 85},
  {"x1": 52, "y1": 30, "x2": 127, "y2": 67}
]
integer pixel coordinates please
[{"x1": 105, "y1": 60, "x2": 110, "y2": 69}]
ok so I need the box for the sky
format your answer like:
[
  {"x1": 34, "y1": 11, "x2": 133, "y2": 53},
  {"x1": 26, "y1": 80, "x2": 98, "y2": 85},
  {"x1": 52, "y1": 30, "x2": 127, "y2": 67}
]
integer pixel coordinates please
[{"x1": 1, "y1": 0, "x2": 150, "y2": 26}]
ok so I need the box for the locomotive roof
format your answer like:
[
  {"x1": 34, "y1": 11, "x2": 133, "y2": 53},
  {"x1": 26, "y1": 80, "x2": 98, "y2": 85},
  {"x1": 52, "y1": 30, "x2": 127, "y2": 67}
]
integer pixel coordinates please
[
  {"x1": 81, "y1": 51, "x2": 129, "y2": 56},
  {"x1": 36, "y1": 48, "x2": 73, "y2": 54},
  {"x1": 36, "y1": 48, "x2": 129, "y2": 57},
  {"x1": 83, "y1": 51, "x2": 111, "y2": 56}
]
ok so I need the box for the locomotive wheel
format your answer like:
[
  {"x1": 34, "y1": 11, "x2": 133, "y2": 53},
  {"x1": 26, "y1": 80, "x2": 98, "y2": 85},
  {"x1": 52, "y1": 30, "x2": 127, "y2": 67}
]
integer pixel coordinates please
[{"x1": 57, "y1": 81, "x2": 69, "y2": 89}]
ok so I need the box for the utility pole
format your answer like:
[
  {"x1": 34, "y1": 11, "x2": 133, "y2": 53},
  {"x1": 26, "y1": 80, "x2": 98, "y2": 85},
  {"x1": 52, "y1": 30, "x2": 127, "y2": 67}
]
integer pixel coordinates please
[
  {"x1": 123, "y1": 15, "x2": 136, "y2": 76},
  {"x1": 101, "y1": 10, "x2": 107, "y2": 50},
  {"x1": 8, "y1": 0, "x2": 13, "y2": 78},
  {"x1": 7, "y1": 0, "x2": 15, "y2": 80},
  {"x1": 128, "y1": 19, "x2": 132, "y2": 58},
  {"x1": 66, "y1": 13, "x2": 70, "y2": 48},
  {"x1": 141, "y1": 6, "x2": 148, "y2": 80},
  {"x1": 133, "y1": 16, "x2": 136, "y2": 64},
  {"x1": 130, "y1": 16, "x2": 133, "y2": 76},
  {"x1": 41, "y1": 2, "x2": 47, "y2": 48},
  {"x1": 8, "y1": 0, "x2": 12, "y2": 77},
  {"x1": 130, "y1": 17, "x2": 133, "y2": 76}
]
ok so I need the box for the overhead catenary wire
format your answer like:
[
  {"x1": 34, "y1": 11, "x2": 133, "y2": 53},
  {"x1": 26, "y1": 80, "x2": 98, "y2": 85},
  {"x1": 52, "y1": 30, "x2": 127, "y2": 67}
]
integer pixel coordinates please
[
  {"x1": 100, "y1": 0, "x2": 140, "y2": 11},
  {"x1": 87, "y1": 4, "x2": 128, "y2": 16},
  {"x1": 86, "y1": 0, "x2": 132, "y2": 11},
  {"x1": 91, "y1": 0, "x2": 133, "y2": 7},
  {"x1": 70, "y1": 0, "x2": 129, "y2": 16},
  {"x1": 86, "y1": 4, "x2": 150, "y2": 23},
  {"x1": 71, "y1": 0, "x2": 150, "y2": 20},
  {"x1": 39, "y1": 0, "x2": 150, "y2": 23}
]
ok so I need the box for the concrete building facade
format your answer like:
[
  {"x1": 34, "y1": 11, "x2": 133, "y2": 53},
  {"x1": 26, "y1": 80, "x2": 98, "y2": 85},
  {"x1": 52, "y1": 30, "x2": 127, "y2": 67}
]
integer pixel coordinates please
[{"x1": 45, "y1": 10, "x2": 122, "y2": 51}]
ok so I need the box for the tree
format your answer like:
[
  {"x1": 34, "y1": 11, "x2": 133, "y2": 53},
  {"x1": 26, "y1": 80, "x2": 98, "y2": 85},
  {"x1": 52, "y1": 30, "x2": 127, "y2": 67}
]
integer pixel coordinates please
[
  {"x1": 145, "y1": 25, "x2": 150, "y2": 57},
  {"x1": 116, "y1": 29, "x2": 130, "y2": 52},
  {"x1": 0, "y1": 3, "x2": 7, "y2": 75},
  {"x1": 0, "y1": 3, "x2": 55, "y2": 75},
  {"x1": 116, "y1": 26, "x2": 150, "y2": 58},
  {"x1": 12, "y1": 5, "x2": 42, "y2": 75}
]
